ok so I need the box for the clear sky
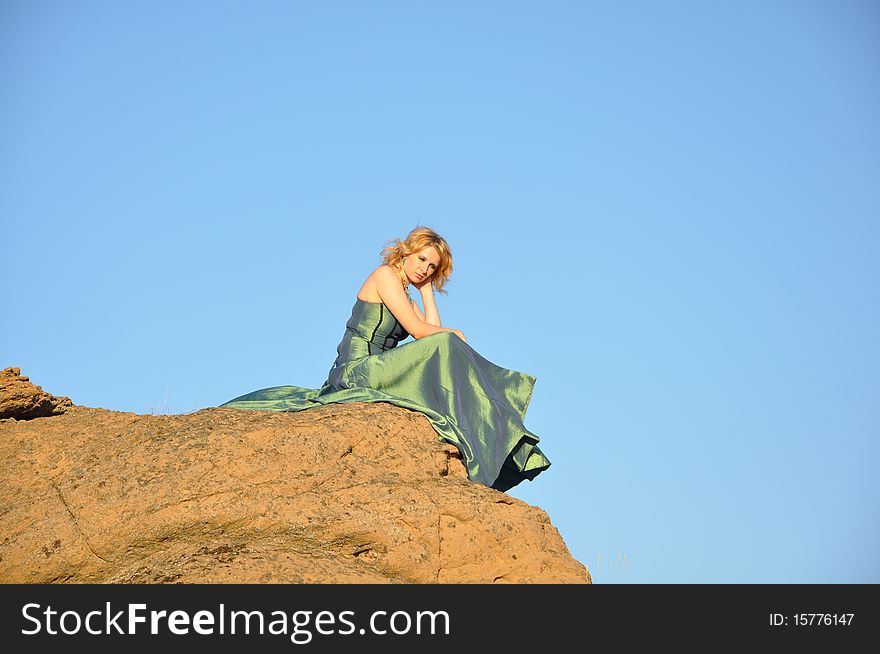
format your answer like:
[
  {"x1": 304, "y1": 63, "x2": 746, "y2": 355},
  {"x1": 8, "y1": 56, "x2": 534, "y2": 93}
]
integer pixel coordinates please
[{"x1": 3, "y1": 0, "x2": 878, "y2": 583}]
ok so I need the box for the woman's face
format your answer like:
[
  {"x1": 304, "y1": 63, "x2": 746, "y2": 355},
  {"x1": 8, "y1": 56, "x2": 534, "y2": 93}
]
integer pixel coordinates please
[{"x1": 404, "y1": 246, "x2": 441, "y2": 283}]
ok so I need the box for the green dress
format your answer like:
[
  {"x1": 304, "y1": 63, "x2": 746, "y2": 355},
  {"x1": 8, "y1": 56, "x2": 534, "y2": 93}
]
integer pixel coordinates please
[{"x1": 220, "y1": 297, "x2": 550, "y2": 491}]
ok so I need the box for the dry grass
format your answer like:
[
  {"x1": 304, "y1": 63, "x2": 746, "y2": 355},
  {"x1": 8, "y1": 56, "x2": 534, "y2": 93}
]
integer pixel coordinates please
[{"x1": 593, "y1": 550, "x2": 629, "y2": 583}]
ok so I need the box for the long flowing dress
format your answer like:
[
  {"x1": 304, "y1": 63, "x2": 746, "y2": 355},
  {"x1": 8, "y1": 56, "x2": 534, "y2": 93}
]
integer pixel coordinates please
[{"x1": 219, "y1": 297, "x2": 550, "y2": 491}]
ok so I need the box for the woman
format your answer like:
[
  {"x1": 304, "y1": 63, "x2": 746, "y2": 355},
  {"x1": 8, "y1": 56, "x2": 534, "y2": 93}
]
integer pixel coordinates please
[{"x1": 221, "y1": 226, "x2": 550, "y2": 491}]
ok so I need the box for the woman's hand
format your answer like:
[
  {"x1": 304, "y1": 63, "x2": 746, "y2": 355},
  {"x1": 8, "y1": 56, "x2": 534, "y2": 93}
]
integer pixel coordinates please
[
  {"x1": 411, "y1": 274, "x2": 434, "y2": 293},
  {"x1": 450, "y1": 329, "x2": 468, "y2": 344}
]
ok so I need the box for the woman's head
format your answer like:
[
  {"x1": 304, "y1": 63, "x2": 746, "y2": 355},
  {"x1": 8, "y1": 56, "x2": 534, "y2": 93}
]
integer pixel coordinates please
[{"x1": 381, "y1": 226, "x2": 453, "y2": 294}]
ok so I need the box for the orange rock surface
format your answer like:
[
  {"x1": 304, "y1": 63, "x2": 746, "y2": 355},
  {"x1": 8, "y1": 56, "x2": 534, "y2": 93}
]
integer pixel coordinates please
[{"x1": 0, "y1": 368, "x2": 590, "y2": 584}]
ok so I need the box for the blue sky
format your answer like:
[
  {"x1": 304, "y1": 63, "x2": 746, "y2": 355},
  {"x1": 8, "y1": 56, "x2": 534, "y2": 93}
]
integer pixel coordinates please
[{"x1": 3, "y1": 0, "x2": 878, "y2": 583}]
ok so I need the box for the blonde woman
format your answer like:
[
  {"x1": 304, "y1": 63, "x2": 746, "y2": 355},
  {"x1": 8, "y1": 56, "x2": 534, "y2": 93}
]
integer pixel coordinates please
[{"x1": 221, "y1": 226, "x2": 550, "y2": 491}]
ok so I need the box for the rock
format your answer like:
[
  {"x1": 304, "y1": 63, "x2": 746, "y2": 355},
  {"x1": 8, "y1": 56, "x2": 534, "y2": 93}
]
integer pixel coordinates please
[
  {"x1": 0, "y1": 367, "x2": 73, "y2": 420},
  {"x1": 0, "y1": 379, "x2": 590, "y2": 584}
]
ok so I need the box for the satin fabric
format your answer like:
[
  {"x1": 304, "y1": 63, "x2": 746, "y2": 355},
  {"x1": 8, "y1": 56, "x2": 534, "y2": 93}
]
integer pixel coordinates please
[{"x1": 220, "y1": 298, "x2": 550, "y2": 491}]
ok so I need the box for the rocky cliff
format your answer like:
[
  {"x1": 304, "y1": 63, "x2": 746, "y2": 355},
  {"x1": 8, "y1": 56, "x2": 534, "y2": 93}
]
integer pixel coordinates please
[{"x1": 0, "y1": 367, "x2": 590, "y2": 583}]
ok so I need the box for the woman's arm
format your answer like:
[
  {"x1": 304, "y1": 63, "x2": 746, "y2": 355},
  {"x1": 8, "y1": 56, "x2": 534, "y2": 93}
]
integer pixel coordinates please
[
  {"x1": 419, "y1": 286, "x2": 442, "y2": 327},
  {"x1": 411, "y1": 296, "x2": 442, "y2": 327},
  {"x1": 411, "y1": 299, "x2": 427, "y2": 323},
  {"x1": 375, "y1": 266, "x2": 456, "y2": 340}
]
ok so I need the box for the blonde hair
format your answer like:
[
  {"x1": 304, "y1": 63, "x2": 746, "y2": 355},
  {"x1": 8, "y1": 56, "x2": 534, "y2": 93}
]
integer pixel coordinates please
[{"x1": 380, "y1": 226, "x2": 453, "y2": 295}]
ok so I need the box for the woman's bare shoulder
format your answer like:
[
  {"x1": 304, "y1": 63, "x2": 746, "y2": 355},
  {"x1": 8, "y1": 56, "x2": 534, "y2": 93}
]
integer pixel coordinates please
[{"x1": 356, "y1": 264, "x2": 394, "y2": 303}]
